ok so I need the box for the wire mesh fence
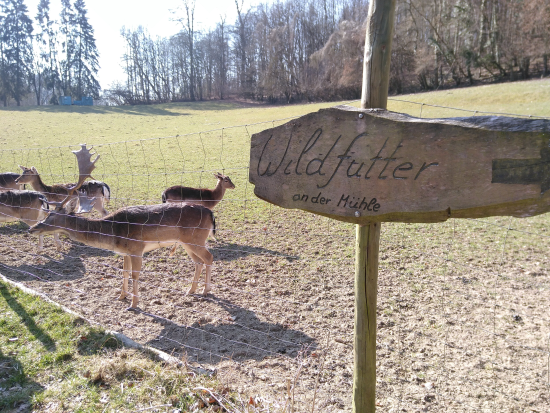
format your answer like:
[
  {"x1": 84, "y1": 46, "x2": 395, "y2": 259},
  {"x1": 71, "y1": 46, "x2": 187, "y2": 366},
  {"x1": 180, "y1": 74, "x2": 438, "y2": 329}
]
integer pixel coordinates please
[{"x1": 0, "y1": 101, "x2": 549, "y2": 412}]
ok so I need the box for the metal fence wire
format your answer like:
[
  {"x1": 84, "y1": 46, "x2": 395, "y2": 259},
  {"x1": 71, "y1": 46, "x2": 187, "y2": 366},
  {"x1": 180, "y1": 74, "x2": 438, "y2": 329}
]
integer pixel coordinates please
[{"x1": 0, "y1": 101, "x2": 549, "y2": 412}]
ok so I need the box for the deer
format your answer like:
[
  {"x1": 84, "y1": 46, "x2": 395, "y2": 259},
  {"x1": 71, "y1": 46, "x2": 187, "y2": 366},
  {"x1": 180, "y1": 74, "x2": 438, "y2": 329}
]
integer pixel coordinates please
[
  {"x1": 161, "y1": 172, "x2": 234, "y2": 255},
  {"x1": 15, "y1": 165, "x2": 111, "y2": 216},
  {"x1": 29, "y1": 144, "x2": 216, "y2": 309},
  {"x1": 0, "y1": 172, "x2": 25, "y2": 191},
  {"x1": 161, "y1": 173, "x2": 235, "y2": 208},
  {"x1": 0, "y1": 190, "x2": 60, "y2": 251}
]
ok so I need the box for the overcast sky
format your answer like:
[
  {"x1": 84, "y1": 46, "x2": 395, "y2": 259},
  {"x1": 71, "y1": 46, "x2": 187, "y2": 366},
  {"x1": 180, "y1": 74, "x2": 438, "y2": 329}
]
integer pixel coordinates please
[{"x1": 24, "y1": 0, "x2": 265, "y2": 89}]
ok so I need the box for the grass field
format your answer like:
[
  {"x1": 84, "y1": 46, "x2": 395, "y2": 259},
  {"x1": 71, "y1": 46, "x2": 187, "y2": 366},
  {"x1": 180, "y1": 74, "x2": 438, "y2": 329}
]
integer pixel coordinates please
[{"x1": 1, "y1": 78, "x2": 550, "y2": 412}]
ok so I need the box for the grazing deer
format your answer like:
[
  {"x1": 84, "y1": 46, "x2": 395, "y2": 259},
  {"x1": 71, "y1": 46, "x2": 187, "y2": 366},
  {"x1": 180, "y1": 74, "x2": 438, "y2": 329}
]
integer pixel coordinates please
[
  {"x1": 0, "y1": 173, "x2": 25, "y2": 191},
  {"x1": 0, "y1": 190, "x2": 60, "y2": 251},
  {"x1": 161, "y1": 173, "x2": 235, "y2": 208},
  {"x1": 30, "y1": 145, "x2": 215, "y2": 309},
  {"x1": 15, "y1": 165, "x2": 111, "y2": 216}
]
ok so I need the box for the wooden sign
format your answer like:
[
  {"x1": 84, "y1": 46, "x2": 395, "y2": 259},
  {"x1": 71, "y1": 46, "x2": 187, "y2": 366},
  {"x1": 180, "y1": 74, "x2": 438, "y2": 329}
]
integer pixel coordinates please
[{"x1": 249, "y1": 106, "x2": 550, "y2": 224}]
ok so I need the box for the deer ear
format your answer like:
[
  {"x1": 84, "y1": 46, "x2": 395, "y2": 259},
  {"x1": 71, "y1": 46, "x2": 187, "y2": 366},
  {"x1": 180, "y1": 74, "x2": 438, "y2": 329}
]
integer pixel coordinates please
[
  {"x1": 19, "y1": 165, "x2": 25, "y2": 171},
  {"x1": 214, "y1": 173, "x2": 222, "y2": 179},
  {"x1": 31, "y1": 166, "x2": 38, "y2": 173}
]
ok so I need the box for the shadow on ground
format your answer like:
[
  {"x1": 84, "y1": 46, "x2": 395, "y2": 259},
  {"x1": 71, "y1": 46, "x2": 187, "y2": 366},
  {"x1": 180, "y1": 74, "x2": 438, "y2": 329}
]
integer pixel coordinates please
[
  {"x1": 142, "y1": 296, "x2": 315, "y2": 365},
  {"x1": 0, "y1": 245, "x2": 87, "y2": 282},
  {"x1": 4, "y1": 100, "x2": 252, "y2": 116},
  {"x1": 0, "y1": 285, "x2": 48, "y2": 412},
  {"x1": 211, "y1": 242, "x2": 299, "y2": 262},
  {"x1": 0, "y1": 349, "x2": 44, "y2": 412},
  {"x1": 0, "y1": 283, "x2": 56, "y2": 351}
]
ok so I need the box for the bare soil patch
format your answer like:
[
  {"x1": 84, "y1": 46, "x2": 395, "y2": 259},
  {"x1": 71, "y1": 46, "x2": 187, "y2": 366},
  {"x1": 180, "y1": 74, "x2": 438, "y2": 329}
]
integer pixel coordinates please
[{"x1": 1, "y1": 211, "x2": 549, "y2": 412}]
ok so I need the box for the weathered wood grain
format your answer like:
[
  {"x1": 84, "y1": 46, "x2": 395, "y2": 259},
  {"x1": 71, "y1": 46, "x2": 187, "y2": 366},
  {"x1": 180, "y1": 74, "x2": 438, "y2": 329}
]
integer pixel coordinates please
[{"x1": 249, "y1": 106, "x2": 550, "y2": 224}]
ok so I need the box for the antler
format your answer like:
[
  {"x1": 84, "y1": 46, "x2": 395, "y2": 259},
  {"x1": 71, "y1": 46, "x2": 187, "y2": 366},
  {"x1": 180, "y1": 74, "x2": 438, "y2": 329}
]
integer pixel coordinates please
[
  {"x1": 70, "y1": 144, "x2": 100, "y2": 192},
  {"x1": 75, "y1": 190, "x2": 96, "y2": 214},
  {"x1": 56, "y1": 144, "x2": 100, "y2": 210}
]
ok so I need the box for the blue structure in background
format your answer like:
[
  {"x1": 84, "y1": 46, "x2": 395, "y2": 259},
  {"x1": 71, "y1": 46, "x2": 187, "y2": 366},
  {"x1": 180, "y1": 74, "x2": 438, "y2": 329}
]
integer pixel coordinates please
[{"x1": 59, "y1": 96, "x2": 93, "y2": 106}]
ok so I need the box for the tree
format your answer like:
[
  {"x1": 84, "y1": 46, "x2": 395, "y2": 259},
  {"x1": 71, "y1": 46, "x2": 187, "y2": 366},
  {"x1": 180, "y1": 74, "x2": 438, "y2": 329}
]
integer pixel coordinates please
[
  {"x1": 214, "y1": 17, "x2": 228, "y2": 99},
  {"x1": 1, "y1": 0, "x2": 34, "y2": 106},
  {"x1": 0, "y1": 10, "x2": 9, "y2": 106},
  {"x1": 72, "y1": 0, "x2": 100, "y2": 98},
  {"x1": 58, "y1": 0, "x2": 74, "y2": 95},
  {"x1": 234, "y1": 0, "x2": 248, "y2": 96},
  {"x1": 36, "y1": 0, "x2": 61, "y2": 104},
  {"x1": 174, "y1": 0, "x2": 196, "y2": 101},
  {"x1": 31, "y1": 0, "x2": 52, "y2": 105}
]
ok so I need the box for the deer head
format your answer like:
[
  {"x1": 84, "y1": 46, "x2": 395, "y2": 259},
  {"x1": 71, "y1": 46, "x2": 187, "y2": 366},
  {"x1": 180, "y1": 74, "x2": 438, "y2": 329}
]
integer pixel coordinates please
[
  {"x1": 15, "y1": 166, "x2": 39, "y2": 184},
  {"x1": 213, "y1": 173, "x2": 236, "y2": 189}
]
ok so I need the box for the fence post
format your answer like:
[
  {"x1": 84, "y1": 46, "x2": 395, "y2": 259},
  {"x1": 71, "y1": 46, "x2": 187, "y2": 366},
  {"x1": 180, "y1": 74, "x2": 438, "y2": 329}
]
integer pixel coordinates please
[{"x1": 354, "y1": 1, "x2": 396, "y2": 412}]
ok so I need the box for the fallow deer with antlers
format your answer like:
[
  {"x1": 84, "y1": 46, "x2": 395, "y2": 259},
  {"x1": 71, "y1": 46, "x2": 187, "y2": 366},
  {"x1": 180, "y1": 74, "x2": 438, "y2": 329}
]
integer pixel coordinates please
[
  {"x1": 30, "y1": 144, "x2": 216, "y2": 309},
  {"x1": 16, "y1": 165, "x2": 111, "y2": 216}
]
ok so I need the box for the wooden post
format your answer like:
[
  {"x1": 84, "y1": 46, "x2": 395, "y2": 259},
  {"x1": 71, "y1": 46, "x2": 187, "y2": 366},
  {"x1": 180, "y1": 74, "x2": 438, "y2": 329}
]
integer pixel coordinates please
[
  {"x1": 361, "y1": 0, "x2": 397, "y2": 111},
  {"x1": 354, "y1": 222, "x2": 381, "y2": 412},
  {"x1": 354, "y1": 1, "x2": 396, "y2": 412}
]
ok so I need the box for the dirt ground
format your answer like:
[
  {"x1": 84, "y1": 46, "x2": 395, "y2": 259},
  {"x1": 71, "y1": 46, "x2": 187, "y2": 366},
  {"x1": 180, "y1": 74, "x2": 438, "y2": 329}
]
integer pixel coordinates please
[{"x1": 1, "y1": 208, "x2": 549, "y2": 412}]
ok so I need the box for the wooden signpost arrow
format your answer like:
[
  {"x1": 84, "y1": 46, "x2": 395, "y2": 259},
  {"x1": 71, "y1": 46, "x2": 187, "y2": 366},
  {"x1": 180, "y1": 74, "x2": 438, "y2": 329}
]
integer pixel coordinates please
[
  {"x1": 248, "y1": 1, "x2": 549, "y2": 411},
  {"x1": 250, "y1": 108, "x2": 550, "y2": 224}
]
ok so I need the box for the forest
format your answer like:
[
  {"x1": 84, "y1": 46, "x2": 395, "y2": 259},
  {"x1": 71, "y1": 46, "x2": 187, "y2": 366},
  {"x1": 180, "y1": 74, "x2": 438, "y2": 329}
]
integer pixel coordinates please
[
  {"x1": 110, "y1": 0, "x2": 550, "y2": 104},
  {"x1": 1, "y1": 0, "x2": 549, "y2": 106},
  {"x1": 0, "y1": 0, "x2": 99, "y2": 106}
]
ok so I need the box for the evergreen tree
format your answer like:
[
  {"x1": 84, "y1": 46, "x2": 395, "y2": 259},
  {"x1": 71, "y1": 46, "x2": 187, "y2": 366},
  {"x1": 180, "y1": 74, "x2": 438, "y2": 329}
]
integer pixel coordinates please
[
  {"x1": 1, "y1": 0, "x2": 34, "y2": 106},
  {"x1": 59, "y1": 0, "x2": 75, "y2": 95},
  {"x1": 72, "y1": 0, "x2": 99, "y2": 98},
  {"x1": 0, "y1": 10, "x2": 8, "y2": 106},
  {"x1": 35, "y1": 0, "x2": 60, "y2": 104},
  {"x1": 31, "y1": 0, "x2": 49, "y2": 104}
]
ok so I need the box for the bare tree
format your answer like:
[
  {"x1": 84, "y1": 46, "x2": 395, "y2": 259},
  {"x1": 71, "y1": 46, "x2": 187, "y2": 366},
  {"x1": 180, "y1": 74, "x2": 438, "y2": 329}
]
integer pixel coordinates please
[{"x1": 175, "y1": 0, "x2": 196, "y2": 101}]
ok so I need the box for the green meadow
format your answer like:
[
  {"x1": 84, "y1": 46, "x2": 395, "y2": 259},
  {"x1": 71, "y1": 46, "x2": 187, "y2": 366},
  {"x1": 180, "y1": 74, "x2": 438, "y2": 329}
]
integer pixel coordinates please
[{"x1": 0, "y1": 78, "x2": 547, "y2": 212}]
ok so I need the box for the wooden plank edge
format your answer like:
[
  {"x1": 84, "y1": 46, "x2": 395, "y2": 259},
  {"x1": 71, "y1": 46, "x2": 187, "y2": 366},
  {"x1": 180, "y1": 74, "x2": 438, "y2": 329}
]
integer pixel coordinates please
[{"x1": 253, "y1": 192, "x2": 550, "y2": 224}]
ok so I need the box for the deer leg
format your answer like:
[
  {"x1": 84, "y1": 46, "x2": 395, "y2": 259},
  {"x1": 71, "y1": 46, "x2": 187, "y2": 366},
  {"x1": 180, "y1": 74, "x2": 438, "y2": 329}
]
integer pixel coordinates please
[
  {"x1": 169, "y1": 244, "x2": 178, "y2": 257},
  {"x1": 187, "y1": 261, "x2": 203, "y2": 295},
  {"x1": 130, "y1": 255, "x2": 143, "y2": 308},
  {"x1": 96, "y1": 198, "x2": 109, "y2": 217},
  {"x1": 203, "y1": 263, "x2": 213, "y2": 295},
  {"x1": 118, "y1": 255, "x2": 130, "y2": 300},
  {"x1": 183, "y1": 247, "x2": 202, "y2": 294},
  {"x1": 192, "y1": 246, "x2": 214, "y2": 296},
  {"x1": 54, "y1": 233, "x2": 62, "y2": 250},
  {"x1": 38, "y1": 235, "x2": 44, "y2": 252}
]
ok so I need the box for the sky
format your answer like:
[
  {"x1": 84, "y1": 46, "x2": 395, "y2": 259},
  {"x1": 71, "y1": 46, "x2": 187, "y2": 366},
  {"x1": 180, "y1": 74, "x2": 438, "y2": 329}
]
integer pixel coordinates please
[{"x1": 24, "y1": 0, "x2": 265, "y2": 89}]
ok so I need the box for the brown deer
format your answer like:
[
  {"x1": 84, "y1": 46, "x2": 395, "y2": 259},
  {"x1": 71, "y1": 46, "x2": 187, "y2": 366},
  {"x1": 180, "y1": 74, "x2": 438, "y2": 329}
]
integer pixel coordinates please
[
  {"x1": 16, "y1": 165, "x2": 111, "y2": 216},
  {"x1": 0, "y1": 173, "x2": 25, "y2": 191},
  {"x1": 161, "y1": 173, "x2": 234, "y2": 255},
  {"x1": 30, "y1": 145, "x2": 216, "y2": 309},
  {"x1": 161, "y1": 173, "x2": 235, "y2": 208},
  {"x1": 0, "y1": 190, "x2": 59, "y2": 251}
]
